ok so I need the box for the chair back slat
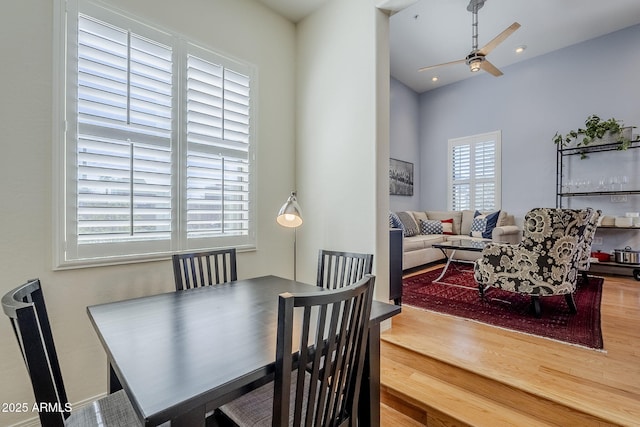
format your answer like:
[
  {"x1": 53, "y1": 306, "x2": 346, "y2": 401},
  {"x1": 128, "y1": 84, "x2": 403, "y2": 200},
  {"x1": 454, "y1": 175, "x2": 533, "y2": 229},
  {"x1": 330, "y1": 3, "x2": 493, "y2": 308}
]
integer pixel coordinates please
[
  {"x1": 273, "y1": 274, "x2": 375, "y2": 426},
  {"x1": 317, "y1": 250, "x2": 373, "y2": 289},
  {"x1": 172, "y1": 248, "x2": 237, "y2": 290},
  {"x1": 2, "y1": 279, "x2": 69, "y2": 427}
]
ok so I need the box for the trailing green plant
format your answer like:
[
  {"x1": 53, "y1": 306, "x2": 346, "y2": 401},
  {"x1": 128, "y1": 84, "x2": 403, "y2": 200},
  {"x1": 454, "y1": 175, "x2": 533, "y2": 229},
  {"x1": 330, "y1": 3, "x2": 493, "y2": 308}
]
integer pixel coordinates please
[{"x1": 553, "y1": 115, "x2": 637, "y2": 158}]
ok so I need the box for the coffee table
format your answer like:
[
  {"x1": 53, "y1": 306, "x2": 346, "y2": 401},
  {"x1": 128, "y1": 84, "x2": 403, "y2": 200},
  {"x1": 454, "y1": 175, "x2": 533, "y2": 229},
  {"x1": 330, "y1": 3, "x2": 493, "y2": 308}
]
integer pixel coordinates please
[{"x1": 431, "y1": 239, "x2": 490, "y2": 286}]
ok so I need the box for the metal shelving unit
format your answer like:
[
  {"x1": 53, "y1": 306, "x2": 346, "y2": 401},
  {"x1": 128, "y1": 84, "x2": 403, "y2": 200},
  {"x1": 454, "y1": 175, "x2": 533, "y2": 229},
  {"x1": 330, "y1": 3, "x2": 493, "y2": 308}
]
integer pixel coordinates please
[
  {"x1": 556, "y1": 139, "x2": 640, "y2": 280},
  {"x1": 556, "y1": 140, "x2": 640, "y2": 208}
]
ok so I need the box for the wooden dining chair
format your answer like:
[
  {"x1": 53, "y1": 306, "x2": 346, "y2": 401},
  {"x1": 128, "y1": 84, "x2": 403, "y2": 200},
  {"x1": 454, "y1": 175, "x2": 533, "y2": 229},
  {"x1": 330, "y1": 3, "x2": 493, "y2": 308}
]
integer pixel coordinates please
[
  {"x1": 316, "y1": 249, "x2": 374, "y2": 290},
  {"x1": 2, "y1": 279, "x2": 141, "y2": 427},
  {"x1": 172, "y1": 248, "x2": 237, "y2": 290},
  {"x1": 217, "y1": 274, "x2": 375, "y2": 427}
]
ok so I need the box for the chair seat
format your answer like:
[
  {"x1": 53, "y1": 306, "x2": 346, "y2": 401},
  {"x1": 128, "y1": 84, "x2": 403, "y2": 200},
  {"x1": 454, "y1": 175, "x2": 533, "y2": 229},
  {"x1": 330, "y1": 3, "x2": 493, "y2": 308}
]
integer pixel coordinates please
[
  {"x1": 65, "y1": 390, "x2": 142, "y2": 427},
  {"x1": 219, "y1": 371, "x2": 311, "y2": 426}
]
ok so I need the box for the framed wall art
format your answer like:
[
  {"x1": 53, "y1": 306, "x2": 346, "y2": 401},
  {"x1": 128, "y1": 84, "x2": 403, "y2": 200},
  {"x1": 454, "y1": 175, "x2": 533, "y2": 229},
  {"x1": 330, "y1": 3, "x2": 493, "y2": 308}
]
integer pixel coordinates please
[{"x1": 389, "y1": 158, "x2": 413, "y2": 196}]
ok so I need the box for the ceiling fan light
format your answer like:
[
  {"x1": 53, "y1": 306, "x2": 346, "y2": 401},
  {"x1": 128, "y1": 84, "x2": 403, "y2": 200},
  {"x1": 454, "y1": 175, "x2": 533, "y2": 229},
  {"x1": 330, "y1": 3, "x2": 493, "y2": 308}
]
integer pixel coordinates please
[{"x1": 469, "y1": 60, "x2": 482, "y2": 72}]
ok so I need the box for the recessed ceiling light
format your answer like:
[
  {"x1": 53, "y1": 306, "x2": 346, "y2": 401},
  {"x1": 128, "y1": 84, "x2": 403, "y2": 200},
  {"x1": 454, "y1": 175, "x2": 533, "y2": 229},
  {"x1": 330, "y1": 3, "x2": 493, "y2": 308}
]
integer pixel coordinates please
[
  {"x1": 432, "y1": 76, "x2": 439, "y2": 82},
  {"x1": 515, "y1": 45, "x2": 527, "y2": 54}
]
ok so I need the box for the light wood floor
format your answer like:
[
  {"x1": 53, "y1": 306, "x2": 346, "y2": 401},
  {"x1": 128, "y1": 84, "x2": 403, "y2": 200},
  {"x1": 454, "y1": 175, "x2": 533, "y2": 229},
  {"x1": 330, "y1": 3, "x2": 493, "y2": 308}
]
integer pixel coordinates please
[{"x1": 379, "y1": 265, "x2": 640, "y2": 426}]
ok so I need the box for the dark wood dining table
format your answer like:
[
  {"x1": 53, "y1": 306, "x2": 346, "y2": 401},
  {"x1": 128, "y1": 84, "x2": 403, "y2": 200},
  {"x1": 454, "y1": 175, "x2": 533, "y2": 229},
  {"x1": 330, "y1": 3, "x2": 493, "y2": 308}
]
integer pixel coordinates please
[{"x1": 87, "y1": 275, "x2": 401, "y2": 426}]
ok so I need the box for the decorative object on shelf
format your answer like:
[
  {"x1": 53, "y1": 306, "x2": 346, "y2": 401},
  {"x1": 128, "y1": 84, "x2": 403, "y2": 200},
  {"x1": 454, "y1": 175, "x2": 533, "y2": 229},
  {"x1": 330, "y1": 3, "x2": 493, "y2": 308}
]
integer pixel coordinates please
[
  {"x1": 591, "y1": 251, "x2": 610, "y2": 262},
  {"x1": 613, "y1": 246, "x2": 640, "y2": 264},
  {"x1": 615, "y1": 217, "x2": 633, "y2": 228},
  {"x1": 553, "y1": 114, "x2": 638, "y2": 158},
  {"x1": 277, "y1": 191, "x2": 303, "y2": 280},
  {"x1": 389, "y1": 158, "x2": 414, "y2": 196}
]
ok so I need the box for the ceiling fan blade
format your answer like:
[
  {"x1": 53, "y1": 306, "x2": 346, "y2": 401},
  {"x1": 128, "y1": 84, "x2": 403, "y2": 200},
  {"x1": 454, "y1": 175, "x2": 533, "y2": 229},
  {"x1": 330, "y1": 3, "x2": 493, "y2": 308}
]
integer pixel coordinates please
[
  {"x1": 480, "y1": 59, "x2": 503, "y2": 77},
  {"x1": 418, "y1": 58, "x2": 466, "y2": 72},
  {"x1": 477, "y1": 22, "x2": 521, "y2": 56}
]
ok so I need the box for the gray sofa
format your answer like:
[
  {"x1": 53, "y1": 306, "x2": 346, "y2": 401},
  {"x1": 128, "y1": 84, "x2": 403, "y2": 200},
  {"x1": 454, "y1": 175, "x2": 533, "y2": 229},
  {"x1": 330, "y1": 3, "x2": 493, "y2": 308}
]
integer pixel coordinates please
[{"x1": 393, "y1": 210, "x2": 521, "y2": 270}]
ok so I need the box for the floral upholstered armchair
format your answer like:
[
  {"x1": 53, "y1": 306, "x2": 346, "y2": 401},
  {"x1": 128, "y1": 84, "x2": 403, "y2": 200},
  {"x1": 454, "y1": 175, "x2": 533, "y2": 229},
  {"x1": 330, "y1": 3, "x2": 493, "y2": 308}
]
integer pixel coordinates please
[
  {"x1": 474, "y1": 208, "x2": 593, "y2": 317},
  {"x1": 576, "y1": 209, "x2": 601, "y2": 284}
]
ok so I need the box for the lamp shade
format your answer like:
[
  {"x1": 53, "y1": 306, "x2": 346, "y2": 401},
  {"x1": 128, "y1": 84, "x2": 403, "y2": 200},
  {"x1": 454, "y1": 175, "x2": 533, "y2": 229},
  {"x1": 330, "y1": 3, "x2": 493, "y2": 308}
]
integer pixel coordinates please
[{"x1": 276, "y1": 192, "x2": 303, "y2": 228}]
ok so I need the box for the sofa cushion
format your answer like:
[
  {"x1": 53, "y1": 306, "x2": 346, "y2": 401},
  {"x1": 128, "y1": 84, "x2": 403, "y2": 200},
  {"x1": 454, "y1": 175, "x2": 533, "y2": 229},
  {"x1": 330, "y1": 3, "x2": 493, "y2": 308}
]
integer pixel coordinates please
[
  {"x1": 419, "y1": 219, "x2": 443, "y2": 235},
  {"x1": 460, "y1": 210, "x2": 476, "y2": 236},
  {"x1": 425, "y1": 211, "x2": 463, "y2": 235},
  {"x1": 410, "y1": 211, "x2": 429, "y2": 228},
  {"x1": 497, "y1": 210, "x2": 508, "y2": 227},
  {"x1": 397, "y1": 211, "x2": 419, "y2": 237},
  {"x1": 404, "y1": 234, "x2": 446, "y2": 251}
]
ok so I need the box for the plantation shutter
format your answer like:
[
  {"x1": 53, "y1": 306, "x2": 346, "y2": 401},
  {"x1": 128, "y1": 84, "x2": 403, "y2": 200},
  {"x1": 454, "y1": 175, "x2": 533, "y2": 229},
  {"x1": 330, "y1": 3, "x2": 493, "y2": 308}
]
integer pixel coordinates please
[
  {"x1": 451, "y1": 144, "x2": 471, "y2": 211},
  {"x1": 185, "y1": 54, "x2": 251, "y2": 239},
  {"x1": 448, "y1": 132, "x2": 501, "y2": 212},
  {"x1": 76, "y1": 15, "x2": 173, "y2": 246},
  {"x1": 58, "y1": 0, "x2": 256, "y2": 267},
  {"x1": 473, "y1": 140, "x2": 497, "y2": 211}
]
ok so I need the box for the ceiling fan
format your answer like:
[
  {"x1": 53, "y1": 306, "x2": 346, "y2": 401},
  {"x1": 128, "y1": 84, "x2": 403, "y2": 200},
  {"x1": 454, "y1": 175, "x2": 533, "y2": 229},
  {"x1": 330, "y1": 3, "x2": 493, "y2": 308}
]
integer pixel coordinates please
[{"x1": 419, "y1": 0, "x2": 520, "y2": 77}]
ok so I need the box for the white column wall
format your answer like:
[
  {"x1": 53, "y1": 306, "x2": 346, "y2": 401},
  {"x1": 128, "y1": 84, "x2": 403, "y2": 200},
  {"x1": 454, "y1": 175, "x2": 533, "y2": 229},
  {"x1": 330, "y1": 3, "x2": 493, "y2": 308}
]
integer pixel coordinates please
[{"x1": 296, "y1": 0, "x2": 390, "y2": 300}]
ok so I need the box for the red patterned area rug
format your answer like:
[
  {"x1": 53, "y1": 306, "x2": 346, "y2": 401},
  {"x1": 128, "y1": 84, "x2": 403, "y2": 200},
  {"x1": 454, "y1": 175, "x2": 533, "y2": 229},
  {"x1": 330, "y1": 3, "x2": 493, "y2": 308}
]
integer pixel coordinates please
[{"x1": 403, "y1": 265, "x2": 604, "y2": 350}]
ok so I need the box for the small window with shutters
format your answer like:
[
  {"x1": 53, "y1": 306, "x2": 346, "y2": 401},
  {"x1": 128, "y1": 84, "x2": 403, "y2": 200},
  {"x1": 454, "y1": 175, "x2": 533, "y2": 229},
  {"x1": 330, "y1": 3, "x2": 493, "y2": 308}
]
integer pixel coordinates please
[
  {"x1": 447, "y1": 131, "x2": 501, "y2": 212},
  {"x1": 55, "y1": 0, "x2": 255, "y2": 268}
]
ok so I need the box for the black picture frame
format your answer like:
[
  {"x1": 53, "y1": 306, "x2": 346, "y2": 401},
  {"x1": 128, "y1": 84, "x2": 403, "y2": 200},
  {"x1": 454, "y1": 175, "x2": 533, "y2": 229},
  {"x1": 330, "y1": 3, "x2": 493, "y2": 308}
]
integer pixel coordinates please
[{"x1": 389, "y1": 158, "x2": 413, "y2": 196}]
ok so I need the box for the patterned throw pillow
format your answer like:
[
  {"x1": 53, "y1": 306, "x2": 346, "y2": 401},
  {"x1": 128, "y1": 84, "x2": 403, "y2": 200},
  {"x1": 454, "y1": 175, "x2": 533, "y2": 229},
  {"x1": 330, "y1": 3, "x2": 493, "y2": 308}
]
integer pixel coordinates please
[
  {"x1": 419, "y1": 219, "x2": 443, "y2": 235},
  {"x1": 397, "y1": 211, "x2": 419, "y2": 237},
  {"x1": 389, "y1": 211, "x2": 403, "y2": 229},
  {"x1": 470, "y1": 215, "x2": 487, "y2": 238},
  {"x1": 470, "y1": 210, "x2": 501, "y2": 238},
  {"x1": 441, "y1": 218, "x2": 454, "y2": 235}
]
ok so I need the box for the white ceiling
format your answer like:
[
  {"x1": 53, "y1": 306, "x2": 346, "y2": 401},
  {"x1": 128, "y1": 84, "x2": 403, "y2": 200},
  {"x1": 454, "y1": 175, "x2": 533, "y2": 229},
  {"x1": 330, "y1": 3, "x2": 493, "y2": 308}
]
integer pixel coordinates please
[
  {"x1": 256, "y1": 0, "x2": 640, "y2": 93},
  {"x1": 256, "y1": 0, "x2": 327, "y2": 22}
]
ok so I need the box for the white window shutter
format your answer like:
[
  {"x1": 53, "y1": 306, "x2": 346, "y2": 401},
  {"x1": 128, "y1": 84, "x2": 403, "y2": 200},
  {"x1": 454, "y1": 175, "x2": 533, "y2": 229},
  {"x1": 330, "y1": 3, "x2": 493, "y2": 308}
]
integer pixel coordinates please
[
  {"x1": 450, "y1": 144, "x2": 471, "y2": 211},
  {"x1": 185, "y1": 55, "x2": 250, "y2": 240},
  {"x1": 76, "y1": 15, "x2": 173, "y2": 246},
  {"x1": 57, "y1": 2, "x2": 256, "y2": 267},
  {"x1": 448, "y1": 132, "x2": 501, "y2": 212}
]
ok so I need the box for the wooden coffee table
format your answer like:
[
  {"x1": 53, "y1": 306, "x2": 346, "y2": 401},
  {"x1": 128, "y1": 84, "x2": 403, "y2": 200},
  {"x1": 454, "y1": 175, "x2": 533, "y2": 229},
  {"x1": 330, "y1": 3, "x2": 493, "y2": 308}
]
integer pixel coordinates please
[{"x1": 431, "y1": 239, "x2": 489, "y2": 286}]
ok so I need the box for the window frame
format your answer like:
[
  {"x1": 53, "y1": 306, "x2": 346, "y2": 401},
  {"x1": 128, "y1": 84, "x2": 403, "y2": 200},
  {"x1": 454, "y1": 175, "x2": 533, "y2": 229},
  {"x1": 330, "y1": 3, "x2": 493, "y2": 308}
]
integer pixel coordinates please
[
  {"x1": 447, "y1": 130, "x2": 502, "y2": 212},
  {"x1": 53, "y1": 0, "x2": 257, "y2": 269}
]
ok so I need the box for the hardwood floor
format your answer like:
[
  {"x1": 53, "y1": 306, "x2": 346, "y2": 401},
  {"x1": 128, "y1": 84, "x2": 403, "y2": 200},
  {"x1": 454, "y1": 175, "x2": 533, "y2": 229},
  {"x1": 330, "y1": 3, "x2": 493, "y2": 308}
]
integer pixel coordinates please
[{"x1": 379, "y1": 265, "x2": 640, "y2": 426}]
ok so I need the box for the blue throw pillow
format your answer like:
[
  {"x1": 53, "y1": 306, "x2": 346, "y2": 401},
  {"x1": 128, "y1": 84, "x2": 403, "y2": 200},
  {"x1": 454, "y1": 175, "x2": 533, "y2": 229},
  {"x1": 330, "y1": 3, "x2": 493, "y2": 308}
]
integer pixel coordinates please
[
  {"x1": 389, "y1": 211, "x2": 403, "y2": 229},
  {"x1": 482, "y1": 210, "x2": 501, "y2": 239}
]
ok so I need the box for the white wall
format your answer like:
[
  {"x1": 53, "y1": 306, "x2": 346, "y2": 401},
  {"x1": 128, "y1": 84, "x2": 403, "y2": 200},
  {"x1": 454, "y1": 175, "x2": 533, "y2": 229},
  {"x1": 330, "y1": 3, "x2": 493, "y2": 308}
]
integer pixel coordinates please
[
  {"x1": 0, "y1": 0, "x2": 296, "y2": 425},
  {"x1": 296, "y1": 0, "x2": 390, "y2": 299},
  {"x1": 416, "y1": 24, "x2": 640, "y2": 253}
]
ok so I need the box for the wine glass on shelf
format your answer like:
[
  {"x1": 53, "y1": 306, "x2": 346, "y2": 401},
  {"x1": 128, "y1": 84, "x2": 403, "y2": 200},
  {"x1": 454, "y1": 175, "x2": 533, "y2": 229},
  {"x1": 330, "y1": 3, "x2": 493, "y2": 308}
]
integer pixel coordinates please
[
  {"x1": 608, "y1": 176, "x2": 620, "y2": 191},
  {"x1": 563, "y1": 179, "x2": 573, "y2": 194},
  {"x1": 574, "y1": 178, "x2": 586, "y2": 193},
  {"x1": 621, "y1": 175, "x2": 629, "y2": 191}
]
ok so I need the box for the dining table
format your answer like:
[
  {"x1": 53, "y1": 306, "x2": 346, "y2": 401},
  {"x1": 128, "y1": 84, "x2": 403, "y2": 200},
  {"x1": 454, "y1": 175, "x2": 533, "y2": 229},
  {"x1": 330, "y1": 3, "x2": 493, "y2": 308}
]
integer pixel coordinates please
[{"x1": 87, "y1": 275, "x2": 401, "y2": 426}]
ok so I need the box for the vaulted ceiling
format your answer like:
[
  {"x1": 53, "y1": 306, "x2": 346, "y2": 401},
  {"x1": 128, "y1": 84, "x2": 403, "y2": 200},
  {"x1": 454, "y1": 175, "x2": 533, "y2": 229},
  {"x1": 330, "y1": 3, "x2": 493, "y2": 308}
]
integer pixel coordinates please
[{"x1": 256, "y1": 0, "x2": 640, "y2": 93}]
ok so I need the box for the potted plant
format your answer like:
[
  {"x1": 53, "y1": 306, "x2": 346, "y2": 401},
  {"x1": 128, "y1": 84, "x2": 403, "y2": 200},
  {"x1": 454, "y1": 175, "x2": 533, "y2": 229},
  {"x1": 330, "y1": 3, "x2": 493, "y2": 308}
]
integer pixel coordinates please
[{"x1": 553, "y1": 114, "x2": 637, "y2": 158}]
